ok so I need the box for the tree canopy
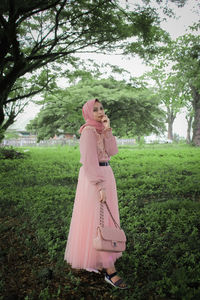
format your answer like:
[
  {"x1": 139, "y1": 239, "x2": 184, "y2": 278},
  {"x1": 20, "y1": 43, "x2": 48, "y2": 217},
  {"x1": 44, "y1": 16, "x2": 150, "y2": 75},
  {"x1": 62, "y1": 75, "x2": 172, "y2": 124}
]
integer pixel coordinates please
[
  {"x1": 141, "y1": 24, "x2": 200, "y2": 145},
  {"x1": 165, "y1": 30, "x2": 200, "y2": 145},
  {"x1": 0, "y1": 0, "x2": 189, "y2": 141},
  {"x1": 0, "y1": 0, "x2": 168, "y2": 139},
  {"x1": 27, "y1": 77, "x2": 165, "y2": 140},
  {"x1": 145, "y1": 67, "x2": 187, "y2": 140}
]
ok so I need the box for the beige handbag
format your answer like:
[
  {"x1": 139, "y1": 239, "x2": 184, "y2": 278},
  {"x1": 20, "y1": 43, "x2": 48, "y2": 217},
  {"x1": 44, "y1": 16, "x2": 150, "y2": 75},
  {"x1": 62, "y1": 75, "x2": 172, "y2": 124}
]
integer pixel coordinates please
[{"x1": 93, "y1": 201, "x2": 126, "y2": 252}]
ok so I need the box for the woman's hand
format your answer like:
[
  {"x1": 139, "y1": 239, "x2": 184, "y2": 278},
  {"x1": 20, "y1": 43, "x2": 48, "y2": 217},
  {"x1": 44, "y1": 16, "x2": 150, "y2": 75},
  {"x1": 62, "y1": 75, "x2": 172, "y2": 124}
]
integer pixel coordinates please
[
  {"x1": 101, "y1": 115, "x2": 110, "y2": 130},
  {"x1": 99, "y1": 189, "x2": 106, "y2": 203}
]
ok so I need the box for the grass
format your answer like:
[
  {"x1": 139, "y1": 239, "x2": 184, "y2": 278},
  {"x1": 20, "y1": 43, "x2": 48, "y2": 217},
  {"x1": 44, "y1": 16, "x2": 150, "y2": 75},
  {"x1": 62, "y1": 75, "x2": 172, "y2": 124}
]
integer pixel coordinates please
[{"x1": 0, "y1": 144, "x2": 200, "y2": 300}]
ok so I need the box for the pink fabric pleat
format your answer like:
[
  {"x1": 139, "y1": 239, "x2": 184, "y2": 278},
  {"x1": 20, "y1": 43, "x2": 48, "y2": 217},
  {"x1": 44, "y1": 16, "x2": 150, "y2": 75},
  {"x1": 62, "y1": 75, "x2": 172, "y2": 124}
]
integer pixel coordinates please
[{"x1": 64, "y1": 165, "x2": 122, "y2": 270}]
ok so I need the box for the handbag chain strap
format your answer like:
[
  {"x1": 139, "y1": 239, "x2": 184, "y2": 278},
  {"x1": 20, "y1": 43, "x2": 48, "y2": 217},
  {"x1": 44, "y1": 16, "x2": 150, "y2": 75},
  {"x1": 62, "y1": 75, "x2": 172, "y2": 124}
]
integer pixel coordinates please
[{"x1": 99, "y1": 201, "x2": 121, "y2": 229}]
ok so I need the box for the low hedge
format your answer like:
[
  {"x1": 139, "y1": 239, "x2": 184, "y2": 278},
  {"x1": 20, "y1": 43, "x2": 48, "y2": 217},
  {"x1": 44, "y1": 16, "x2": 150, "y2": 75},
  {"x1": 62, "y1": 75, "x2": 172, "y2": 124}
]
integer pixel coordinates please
[
  {"x1": 117, "y1": 200, "x2": 200, "y2": 299},
  {"x1": 1, "y1": 145, "x2": 200, "y2": 299}
]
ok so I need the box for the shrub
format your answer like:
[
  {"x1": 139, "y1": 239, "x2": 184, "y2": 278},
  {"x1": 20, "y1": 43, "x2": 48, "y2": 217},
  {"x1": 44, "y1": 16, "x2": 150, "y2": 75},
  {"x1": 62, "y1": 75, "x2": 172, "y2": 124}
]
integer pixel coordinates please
[
  {"x1": 0, "y1": 146, "x2": 28, "y2": 159},
  {"x1": 1, "y1": 145, "x2": 200, "y2": 299},
  {"x1": 117, "y1": 200, "x2": 200, "y2": 299}
]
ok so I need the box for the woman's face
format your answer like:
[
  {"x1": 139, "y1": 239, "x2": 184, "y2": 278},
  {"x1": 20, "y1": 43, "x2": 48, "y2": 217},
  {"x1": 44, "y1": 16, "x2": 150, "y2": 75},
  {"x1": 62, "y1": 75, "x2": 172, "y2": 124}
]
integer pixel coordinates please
[{"x1": 93, "y1": 101, "x2": 105, "y2": 122}]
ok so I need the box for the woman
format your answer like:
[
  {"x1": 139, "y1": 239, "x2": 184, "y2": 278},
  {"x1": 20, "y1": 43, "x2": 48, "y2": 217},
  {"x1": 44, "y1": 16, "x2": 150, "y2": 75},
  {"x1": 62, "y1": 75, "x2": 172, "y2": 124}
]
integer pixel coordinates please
[{"x1": 64, "y1": 99, "x2": 128, "y2": 289}]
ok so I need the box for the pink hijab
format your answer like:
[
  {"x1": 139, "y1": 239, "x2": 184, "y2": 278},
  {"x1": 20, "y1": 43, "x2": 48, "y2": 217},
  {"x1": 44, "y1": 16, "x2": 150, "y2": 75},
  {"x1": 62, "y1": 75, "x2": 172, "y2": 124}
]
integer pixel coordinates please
[{"x1": 79, "y1": 99, "x2": 105, "y2": 134}]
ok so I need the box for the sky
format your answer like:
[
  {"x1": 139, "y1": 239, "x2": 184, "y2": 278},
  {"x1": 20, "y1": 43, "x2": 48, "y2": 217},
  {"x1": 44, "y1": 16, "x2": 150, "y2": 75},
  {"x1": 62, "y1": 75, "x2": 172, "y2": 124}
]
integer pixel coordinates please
[{"x1": 11, "y1": 0, "x2": 200, "y2": 138}]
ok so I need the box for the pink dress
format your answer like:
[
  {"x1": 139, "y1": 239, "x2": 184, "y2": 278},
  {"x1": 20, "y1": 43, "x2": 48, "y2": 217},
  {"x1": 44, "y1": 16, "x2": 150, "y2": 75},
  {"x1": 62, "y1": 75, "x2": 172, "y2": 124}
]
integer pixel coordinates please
[{"x1": 64, "y1": 126, "x2": 122, "y2": 270}]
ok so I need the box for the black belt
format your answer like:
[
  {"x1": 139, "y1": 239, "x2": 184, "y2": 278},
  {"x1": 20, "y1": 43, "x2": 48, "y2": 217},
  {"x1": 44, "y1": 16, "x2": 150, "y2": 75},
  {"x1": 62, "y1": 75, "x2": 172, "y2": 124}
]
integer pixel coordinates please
[{"x1": 99, "y1": 161, "x2": 109, "y2": 166}]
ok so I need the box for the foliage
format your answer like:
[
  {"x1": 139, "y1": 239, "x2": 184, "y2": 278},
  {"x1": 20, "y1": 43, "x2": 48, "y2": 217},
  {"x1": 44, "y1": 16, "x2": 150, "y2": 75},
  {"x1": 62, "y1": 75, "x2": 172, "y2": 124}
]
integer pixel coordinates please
[
  {"x1": 143, "y1": 27, "x2": 200, "y2": 145},
  {"x1": 144, "y1": 67, "x2": 187, "y2": 140},
  {"x1": 1, "y1": 144, "x2": 200, "y2": 299},
  {"x1": 119, "y1": 200, "x2": 200, "y2": 299},
  {"x1": 171, "y1": 32, "x2": 200, "y2": 92},
  {"x1": 170, "y1": 31, "x2": 200, "y2": 146},
  {"x1": 0, "y1": 0, "x2": 169, "y2": 138},
  {"x1": 26, "y1": 77, "x2": 166, "y2": 140},
  {"x1": 0, "y1": 146, "x2": 28, "y2": 159},
  {"x1": 4, "y1": 130, "x2": 19, "y2": 140}
]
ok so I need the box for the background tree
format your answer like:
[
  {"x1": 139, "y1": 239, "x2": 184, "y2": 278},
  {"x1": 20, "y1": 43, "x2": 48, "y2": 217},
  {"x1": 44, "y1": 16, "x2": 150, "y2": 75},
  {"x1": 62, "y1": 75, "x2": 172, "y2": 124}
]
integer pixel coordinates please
[
  {"x1": 169, "y1": 31, "x2": 200, "y2": 146},
  {"x1": 144, "y1": 67, "x2": 185, "y2": 140},
  {"x1": 185, "y1": 104, "x2": 194, "y2": 144},
  {"x1": 0, "y1": 0, "x2": 171, "y2": 141},
  {"x1": 143, "y1": 26, "x2": 200, "y2": 145},
  {"x1": 0, "y1": 0, "x2": 191, "y2": 141},
  {"x1": 179, "y1": 84, "x2": 194, "y2": 144},
  {"x1": 27, "y1": 77, "x2": 165, "y2": 140}
]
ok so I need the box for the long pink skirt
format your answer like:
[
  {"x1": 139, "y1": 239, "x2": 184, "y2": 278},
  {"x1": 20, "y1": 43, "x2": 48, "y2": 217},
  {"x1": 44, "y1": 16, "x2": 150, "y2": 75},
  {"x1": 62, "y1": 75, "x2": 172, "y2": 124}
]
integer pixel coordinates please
[{"x1": 64, "y1": 165, "x2": 122, "y2": 270}]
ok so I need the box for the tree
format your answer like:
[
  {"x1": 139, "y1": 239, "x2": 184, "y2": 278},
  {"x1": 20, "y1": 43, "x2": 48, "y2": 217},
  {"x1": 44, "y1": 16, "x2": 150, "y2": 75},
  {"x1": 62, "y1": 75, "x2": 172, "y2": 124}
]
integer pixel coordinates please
[
  {"x1": 0, "y1": 0, "x2": 191, "y2": 141},
  {"x1": 170, "y1": 31, "x2": 200, "y2": 145},
  {"x1": 185, "y1": 105, "x2": 194, "y2": 144},
  {"x1": 144, "y1": 68, "x2": 185, "y2": 140},
  {"x1": 143, "y1": 26, "x2": 200, "y2": 145},
  {"x1": 27, "y1": 77, "x2": 165, "y2": 140},
  {"x1": 0, "y1": 0, "x2": 170, "y2": 141},
  {"x1": 179, "y1": 85, "x2": 194, "y2": 143}
]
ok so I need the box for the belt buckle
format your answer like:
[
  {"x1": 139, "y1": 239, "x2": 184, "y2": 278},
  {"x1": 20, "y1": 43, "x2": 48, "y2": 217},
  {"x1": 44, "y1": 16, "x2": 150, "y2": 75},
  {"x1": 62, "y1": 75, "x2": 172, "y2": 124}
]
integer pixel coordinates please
[{"x1": 99, "y1": 161, "x2": 109, "y2": 166}]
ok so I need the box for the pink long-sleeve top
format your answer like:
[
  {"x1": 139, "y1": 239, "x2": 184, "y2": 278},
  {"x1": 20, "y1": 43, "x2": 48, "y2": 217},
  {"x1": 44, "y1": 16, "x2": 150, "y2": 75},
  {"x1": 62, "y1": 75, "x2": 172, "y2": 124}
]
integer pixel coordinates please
[{"x1": 80, "y1": 126, "x2": 118, "y2": 191}]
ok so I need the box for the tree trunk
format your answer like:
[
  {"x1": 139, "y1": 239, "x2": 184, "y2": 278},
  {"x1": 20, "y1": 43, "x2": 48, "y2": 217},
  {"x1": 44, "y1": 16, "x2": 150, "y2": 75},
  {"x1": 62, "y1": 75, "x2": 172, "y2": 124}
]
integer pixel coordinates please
[
  {"x1": 167, "y1": 122, "x2": 173, "y2": 140},
  {"x1": 0, "y1": 94, "x2": 16, "y2": 143},
  {"x1": 191, "y1": 87, "x2": 200, "y2": 146},
  {"x1": 186, "y1": 115, "x2": 193, "y2": 143},
  {"x1": 167, "y1": 108, "x2": 176, "y2": 140},
  {"x1": 0, "y1": 120, "x2": 15, "y2": 144},
  {"x1": 0, "y1": 105, "x2": 5, "y2": 129}
]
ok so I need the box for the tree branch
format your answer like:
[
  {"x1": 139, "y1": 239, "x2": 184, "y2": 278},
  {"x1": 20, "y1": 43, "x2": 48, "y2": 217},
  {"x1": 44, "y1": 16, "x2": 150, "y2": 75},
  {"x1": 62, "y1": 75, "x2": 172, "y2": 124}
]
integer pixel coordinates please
[
  {"x1": 16, "y1": 0, "x2": 61, "y2": 25},
  {"x1": 47, "y1": 0, "x2": 68, "y2": 53},
  {"x1": 5, "y1": 86, "x2": 46, "y2": 104},
  {"x1": 0, "y1": 14, "x2": 8, "y2": 29}
]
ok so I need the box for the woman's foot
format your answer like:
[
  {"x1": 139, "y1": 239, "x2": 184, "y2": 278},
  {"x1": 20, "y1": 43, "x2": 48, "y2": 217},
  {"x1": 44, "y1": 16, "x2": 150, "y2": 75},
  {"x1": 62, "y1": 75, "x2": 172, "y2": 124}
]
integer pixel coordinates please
[{"x1": 105, "y1": 268, "x2": 128, "y2": 289}]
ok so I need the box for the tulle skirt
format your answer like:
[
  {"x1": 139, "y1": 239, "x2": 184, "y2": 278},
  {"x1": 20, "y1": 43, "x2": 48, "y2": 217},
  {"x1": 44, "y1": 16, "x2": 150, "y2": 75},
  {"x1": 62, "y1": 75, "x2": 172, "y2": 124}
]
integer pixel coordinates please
[{"x1": 64, "y1": 165, "x2": 122, "y2": 270}]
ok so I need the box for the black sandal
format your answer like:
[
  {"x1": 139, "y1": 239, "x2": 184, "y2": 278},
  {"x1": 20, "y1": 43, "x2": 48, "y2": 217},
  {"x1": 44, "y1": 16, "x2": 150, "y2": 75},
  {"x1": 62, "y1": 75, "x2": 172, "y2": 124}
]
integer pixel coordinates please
[{"x1": 105, "y1": 271, "x2": 129, "y2": 289}]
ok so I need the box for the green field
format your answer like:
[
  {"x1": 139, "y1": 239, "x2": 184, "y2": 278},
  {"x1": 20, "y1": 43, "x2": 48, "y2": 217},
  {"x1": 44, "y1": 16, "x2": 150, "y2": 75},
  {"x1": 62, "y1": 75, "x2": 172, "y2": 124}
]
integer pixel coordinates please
[{"x1": 0, "y1": 144, "x2": 200, "y2": 300}]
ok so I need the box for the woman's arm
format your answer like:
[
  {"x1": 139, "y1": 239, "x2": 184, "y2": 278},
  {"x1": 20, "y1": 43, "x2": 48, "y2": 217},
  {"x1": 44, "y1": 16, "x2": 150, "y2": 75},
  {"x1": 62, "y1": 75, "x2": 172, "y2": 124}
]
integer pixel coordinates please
[
  {"x1": 80, "y1": 127, "x2": 105, "y2": 192},
  {"x1": 103, "y1": 128, "x2": 118, "y2": 156}
]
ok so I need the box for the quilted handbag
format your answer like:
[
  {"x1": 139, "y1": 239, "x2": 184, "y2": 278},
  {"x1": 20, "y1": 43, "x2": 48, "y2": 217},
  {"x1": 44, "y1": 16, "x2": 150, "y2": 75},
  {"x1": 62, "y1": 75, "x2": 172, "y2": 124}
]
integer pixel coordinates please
[{"x1": 93, "y1": 201, "x2": 126, "y2": 252}]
